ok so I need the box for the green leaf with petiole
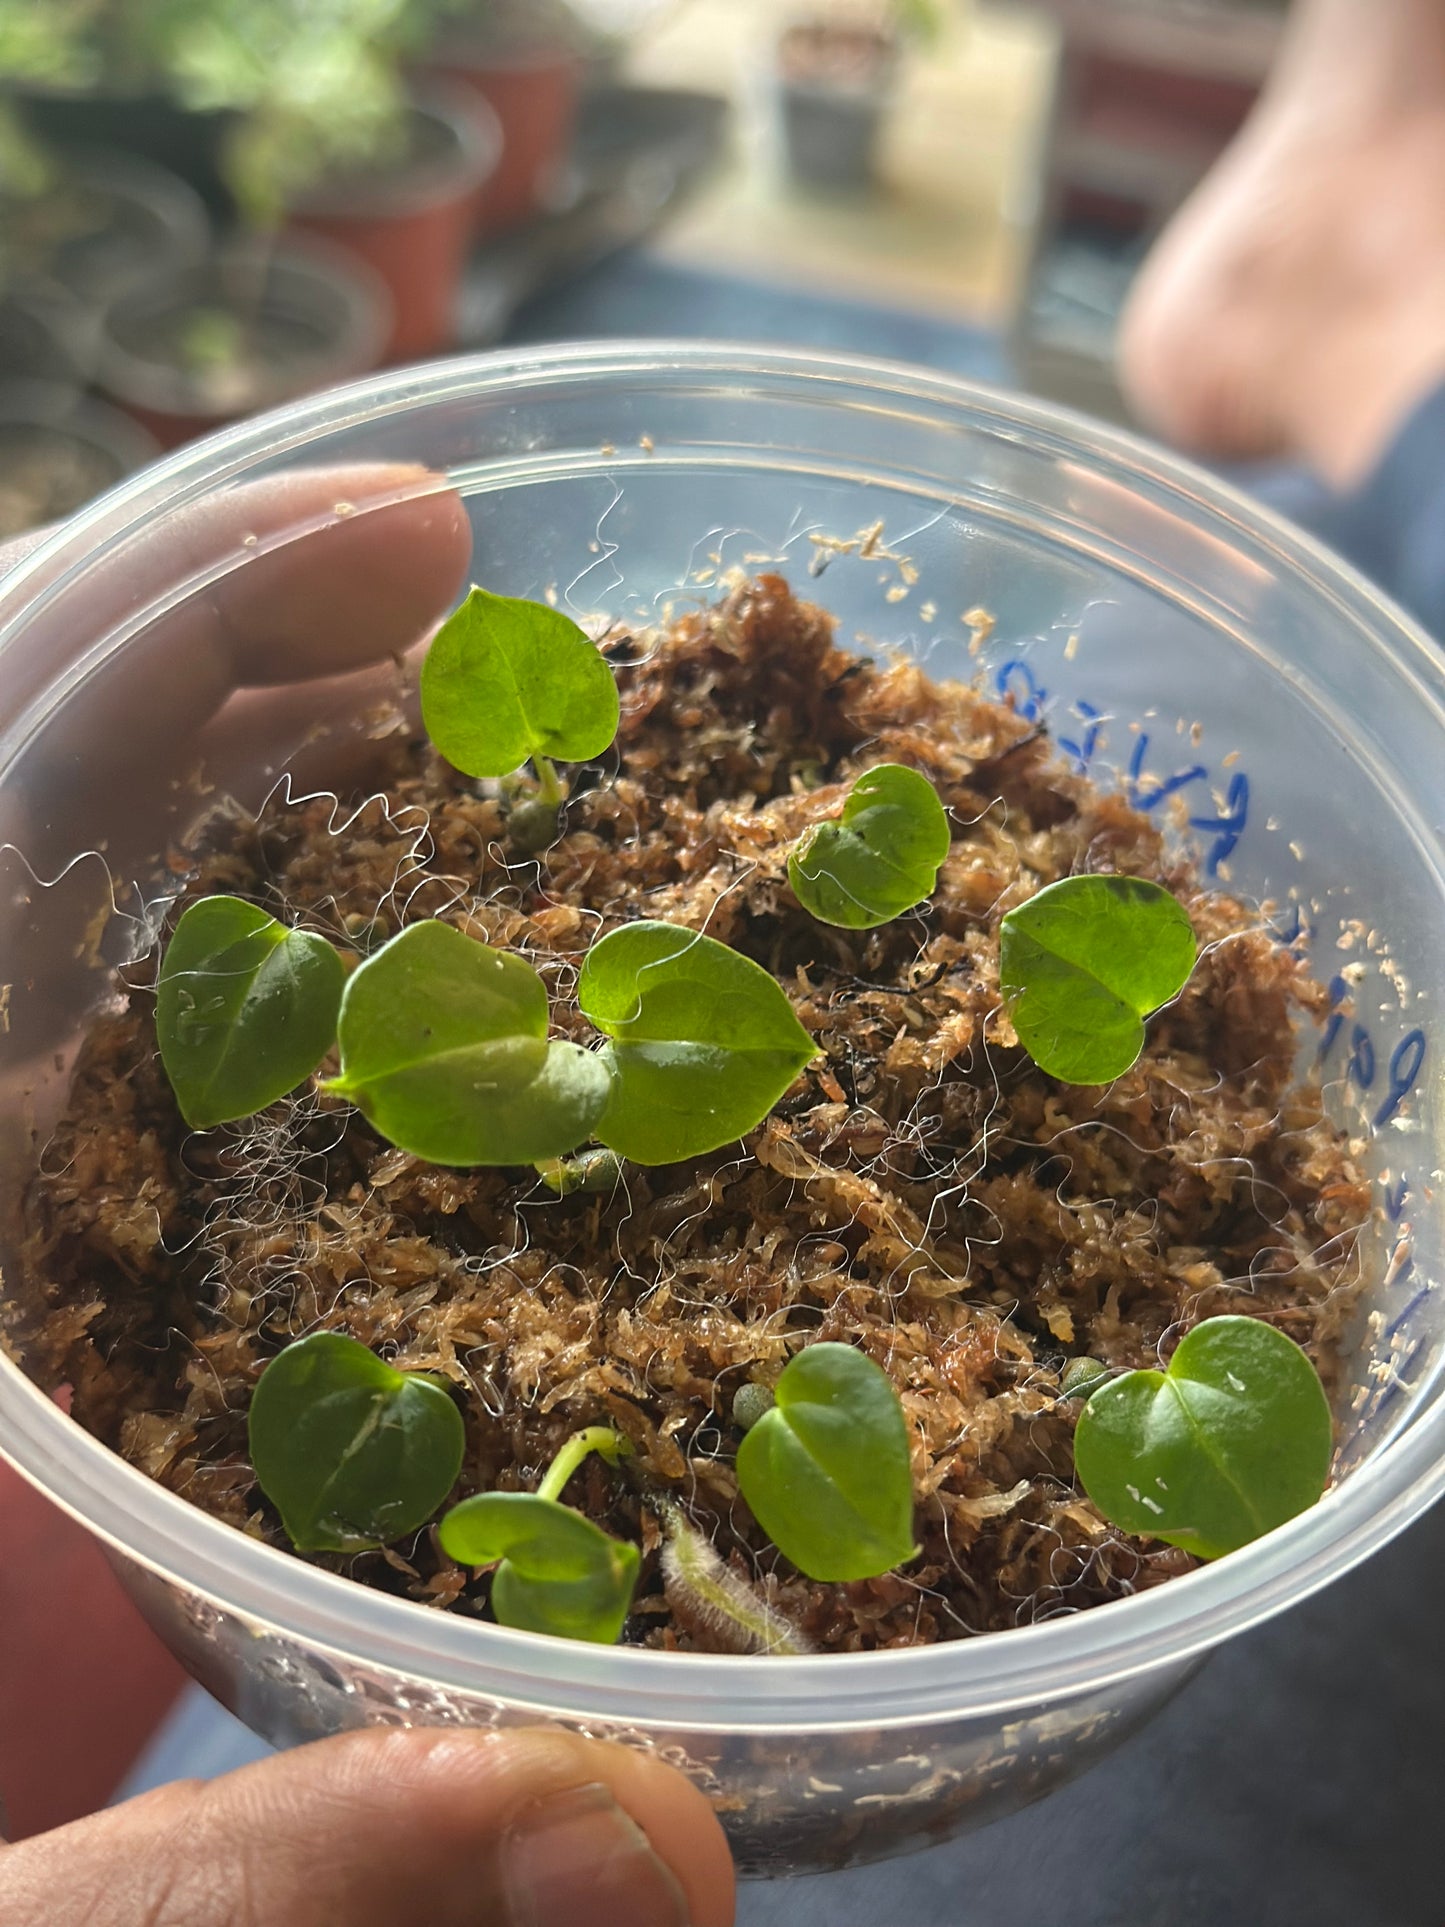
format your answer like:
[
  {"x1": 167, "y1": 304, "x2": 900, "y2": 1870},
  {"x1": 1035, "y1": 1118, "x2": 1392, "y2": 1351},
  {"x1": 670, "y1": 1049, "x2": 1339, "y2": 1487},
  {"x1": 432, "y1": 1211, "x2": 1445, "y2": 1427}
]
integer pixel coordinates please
[
  {"x1": 438, "y1": 1426, "x2": 640, "y2": 1644},
  {"x1": 248, "y1": 1332, "x2": 465, "y2": 1554},
  {"x1": 788, "y1": 763, "x2": 951, "y2": 929},
  {"x1": 736, "y1": 1342, "x2": 917, "y2": 1582},
  {"x1": 1072, "y1": 1315, "x2": 1333, "y2": 1559},
  {"x1": 420, "y1": 585, "x2": 620, "y2": 785},
  {"x1": 322, "y1": 921, "x2": 611, "y2": 1167},
  {"x1": 157, "y1": 894, "x2": 344, "y2": 1129},
  {"x1": 579, "y1": 920, "x2": 817, "y2": 1164},
  {"x1": 998, "y1": 873, "x2": 1196, "y2": 1084}
]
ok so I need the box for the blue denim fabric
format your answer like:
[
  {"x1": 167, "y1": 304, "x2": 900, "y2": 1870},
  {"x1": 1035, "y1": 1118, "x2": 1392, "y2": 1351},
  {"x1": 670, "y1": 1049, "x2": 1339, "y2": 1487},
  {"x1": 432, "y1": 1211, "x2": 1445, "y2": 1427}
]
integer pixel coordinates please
[{"x1": 1280, "y1": 380, "x2": 1445, "y2": 643}]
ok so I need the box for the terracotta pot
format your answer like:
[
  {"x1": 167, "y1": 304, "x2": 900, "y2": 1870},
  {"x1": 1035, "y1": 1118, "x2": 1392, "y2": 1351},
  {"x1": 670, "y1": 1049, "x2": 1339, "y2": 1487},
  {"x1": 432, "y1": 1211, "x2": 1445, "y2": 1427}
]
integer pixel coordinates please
[
  {"x1": 286, "y1": 87, "x2": 499, "y2": 363},
  {"x1": 96, "y1": 238, "x2": 390, "y2": 450},
  {"x1": 421, "y1": 40, "x2": 582, "y2": 234}
]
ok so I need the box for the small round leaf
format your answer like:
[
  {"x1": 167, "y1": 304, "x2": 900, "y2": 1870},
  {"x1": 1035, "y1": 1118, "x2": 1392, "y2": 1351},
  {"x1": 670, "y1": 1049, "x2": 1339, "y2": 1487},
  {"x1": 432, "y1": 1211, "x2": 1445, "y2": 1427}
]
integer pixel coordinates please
[
  {"x1": 788, "y1": 763, "x2": 950, "y2": 929},
  {"x1": 578, "y1": 920, "x2": 817, "y2": 1164},
  {"x1": 999, "y1": 873, "x2": 1196, "y2": 1083},
  {"x1": 438, "y1": 1492, "x2": 640, "y2": 1644},
  {"x1": 325, "y1": 921, "x2": 610, "y2": 1166},
  {"x1": 420, "y1": 585, "x2": 620, "y2": 779},
  {"x1": 157, "y1": 895, "x2": 343, "y2": 1129},
  {"x1": 1073, "y1": 1315, "x2": 1333, "y2": 1559},
  {"x1": 248, "y1": 1333, "x2": 465, "y2": 1554},
  {"x1": 736, "y1": 1341, "x2": 917, "y2": 1581}
]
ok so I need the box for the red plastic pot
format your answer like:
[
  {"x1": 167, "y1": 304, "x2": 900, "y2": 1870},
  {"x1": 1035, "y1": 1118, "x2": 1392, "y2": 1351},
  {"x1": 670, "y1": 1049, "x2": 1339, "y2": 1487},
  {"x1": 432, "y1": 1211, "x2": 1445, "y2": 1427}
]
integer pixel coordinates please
[
  {"x1": 286, "y1": 87, "x2": 499, "y2": 363},
  {"x1": 420, "y1": 41, "x2": 582, "y2": 234},
  {"x1": 96, "y1": 238, "x2": 390, "y2": 450}
]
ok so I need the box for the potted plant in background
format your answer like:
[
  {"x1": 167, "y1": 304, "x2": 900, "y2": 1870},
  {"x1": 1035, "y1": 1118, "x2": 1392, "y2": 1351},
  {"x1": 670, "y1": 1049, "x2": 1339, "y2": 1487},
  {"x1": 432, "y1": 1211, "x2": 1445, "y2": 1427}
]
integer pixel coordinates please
[
  {"x1": 165, "y1": 0, "x2": 500, "y2": 358},
  {"x1": 92, "y1": 235, "x2": 392, "y2": 451},
  {"x1": 283, "y1": 83, "x2": 500, "y2": 361},
  {"x1": 774, "y1": 0, "x2": 945, "y2": 191},
  {"x1": 0, "y1": 0, "x2": 499, "y2": 440},
  {"x1": 0, "y1": 0, "x2": 442, "y2": 221}
]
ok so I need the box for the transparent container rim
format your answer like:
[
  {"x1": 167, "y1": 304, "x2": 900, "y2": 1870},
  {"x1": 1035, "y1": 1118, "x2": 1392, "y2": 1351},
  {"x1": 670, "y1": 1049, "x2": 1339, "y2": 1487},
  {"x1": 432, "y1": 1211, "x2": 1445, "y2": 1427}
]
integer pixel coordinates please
[{"x1": 2, "y1": 339, "x2": 1443, "y2": 1735}]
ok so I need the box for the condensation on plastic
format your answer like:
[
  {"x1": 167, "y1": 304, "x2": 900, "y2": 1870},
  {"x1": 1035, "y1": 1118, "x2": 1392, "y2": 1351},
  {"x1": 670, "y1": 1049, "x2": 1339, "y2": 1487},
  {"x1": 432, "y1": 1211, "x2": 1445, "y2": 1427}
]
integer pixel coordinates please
[{"x1": 0, "y1": 345, "x2": 1440, "y2": 1877}]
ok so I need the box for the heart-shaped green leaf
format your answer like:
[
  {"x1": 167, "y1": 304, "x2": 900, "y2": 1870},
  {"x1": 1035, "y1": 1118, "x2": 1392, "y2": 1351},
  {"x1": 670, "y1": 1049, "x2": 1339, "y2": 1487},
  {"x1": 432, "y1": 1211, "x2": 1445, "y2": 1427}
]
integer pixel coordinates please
[
  {"x1": 157, "y1": 894, "x2": 344, "y2": 1129},
  {"x1": 788, "y1": 763, "x2": 950, "y2": 929},
  {"x1": 998, "y1": 873, "x2": 1196, "y2": 1083},
  {"x1": 578, "y1": 920, "x2": 816, "y2": 1164},
  {"x1": 324, "y1": 920, "x2": 610, "y2": 1166},
  {"x1": 420, "y1": 585, "x2": 620, "y2": 779},
  {"x1": 438, "y1": 1492, "x2": 640, "y2": 1644},
  {"x1": 248, "y1": 1332, "x2": 465, "y2": 1553},
  {"x1": 736, "y1": 1341, "x2": 917, "y2": 1581},
  {"x1": 1072, "y1": 1315, "x2": 1333, "y2": 1559}
]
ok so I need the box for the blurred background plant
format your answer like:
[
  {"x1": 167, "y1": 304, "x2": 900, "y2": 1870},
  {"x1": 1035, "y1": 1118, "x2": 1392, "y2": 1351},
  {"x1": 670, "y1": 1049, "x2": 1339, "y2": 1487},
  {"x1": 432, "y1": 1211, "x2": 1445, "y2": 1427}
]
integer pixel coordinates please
[
  {"x1": 166, "y1": 0, "x2": 425, "y2": 228},
  {"x1": 0, "y1": 0, "x2": 444, "y2": 226},
  {"x1": 883, "y1": 0, "x2": 947, "y2": 40},
  {"x1": 0, "y1": 0, "x2": 704, "y2": 482}
]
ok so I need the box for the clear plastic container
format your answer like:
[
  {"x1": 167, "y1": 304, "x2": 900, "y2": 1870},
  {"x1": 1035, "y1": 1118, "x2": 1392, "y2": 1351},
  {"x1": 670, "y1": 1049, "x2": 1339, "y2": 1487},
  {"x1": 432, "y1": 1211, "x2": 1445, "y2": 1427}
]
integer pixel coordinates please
[{"x1": 0, "y1": 344, "x2": 1441, "y2": 1877}]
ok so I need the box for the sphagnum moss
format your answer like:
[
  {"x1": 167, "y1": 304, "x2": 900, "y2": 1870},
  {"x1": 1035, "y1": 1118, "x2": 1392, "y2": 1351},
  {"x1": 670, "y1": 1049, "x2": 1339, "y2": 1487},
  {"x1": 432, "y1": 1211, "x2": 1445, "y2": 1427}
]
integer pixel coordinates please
[{"x1": 16, "y1": 576, "x2": 1367, "y2": 1652}]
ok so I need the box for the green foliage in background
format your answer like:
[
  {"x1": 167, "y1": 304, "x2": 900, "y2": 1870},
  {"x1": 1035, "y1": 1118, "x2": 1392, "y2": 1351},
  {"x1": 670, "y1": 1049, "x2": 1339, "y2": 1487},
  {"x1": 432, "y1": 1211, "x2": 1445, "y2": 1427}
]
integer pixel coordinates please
[{"x1": 0, "y1": 0, "x2": 452, "y2": 224}]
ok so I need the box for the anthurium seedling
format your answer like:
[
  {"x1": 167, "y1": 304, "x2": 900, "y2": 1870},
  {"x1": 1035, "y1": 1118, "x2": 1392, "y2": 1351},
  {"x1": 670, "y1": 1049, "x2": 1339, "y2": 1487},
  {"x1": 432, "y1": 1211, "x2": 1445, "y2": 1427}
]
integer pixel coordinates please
[
  {"x1": 157, "y1": 894, "x2": 344, "y2": 1129},
  {"x1": 248, "y1": 1332, "x2": 465, "y2": 1554},
  {"x1": 998, "y1": 873, "x2": 1196, "y2": 1083},
  {"x1": 578, "y1": 920, "x2": 817, "y2": 1164},
  {"x1": 1072, "y1": 1315, "x2": 1333, "y2": 1559},
  {"x1": 322, "y1": 921, "x2": 611, "y2": 1166},
  {"x1": 420, "y1": 586, "x2": 620, "y2": 848},
  {"x1": 788, "y1": 763, "x2": 951, "y2": 929},
  {"x1": 438, "y1": 1426, "x2": 640, "y2": 1644},
  {"x1": 736, "y1": 1341, "x2": 917, "y2": 1581}
]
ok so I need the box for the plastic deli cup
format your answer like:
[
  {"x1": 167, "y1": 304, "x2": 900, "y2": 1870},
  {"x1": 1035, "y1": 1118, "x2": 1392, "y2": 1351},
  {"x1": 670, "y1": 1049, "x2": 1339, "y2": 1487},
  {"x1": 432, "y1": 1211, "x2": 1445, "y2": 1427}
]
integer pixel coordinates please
[{"x1": 0, "y1": 345, "x2": 1440, "y2": 1877}]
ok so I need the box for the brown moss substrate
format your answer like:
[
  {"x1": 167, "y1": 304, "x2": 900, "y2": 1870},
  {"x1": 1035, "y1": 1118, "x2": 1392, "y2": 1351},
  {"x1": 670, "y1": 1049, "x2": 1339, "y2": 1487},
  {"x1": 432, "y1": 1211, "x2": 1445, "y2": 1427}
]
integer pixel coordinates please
[{"x1": 14, "y1": 576, "x2": 1369, "y2": 1651}]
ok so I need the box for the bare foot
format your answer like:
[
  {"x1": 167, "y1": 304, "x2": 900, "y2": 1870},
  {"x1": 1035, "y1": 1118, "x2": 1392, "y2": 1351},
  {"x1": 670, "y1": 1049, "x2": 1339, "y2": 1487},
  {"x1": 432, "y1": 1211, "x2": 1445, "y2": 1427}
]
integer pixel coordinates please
[{"x1": 1118, "y1": 0, "x2": 1445, "y2": 487}]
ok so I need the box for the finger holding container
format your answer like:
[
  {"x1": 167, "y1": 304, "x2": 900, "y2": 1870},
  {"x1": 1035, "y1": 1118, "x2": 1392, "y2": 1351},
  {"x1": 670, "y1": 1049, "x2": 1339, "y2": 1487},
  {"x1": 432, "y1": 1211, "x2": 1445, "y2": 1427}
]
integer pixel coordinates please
[{"x1": 0, "y1": 459, "x2": 472, "y2": 1117}]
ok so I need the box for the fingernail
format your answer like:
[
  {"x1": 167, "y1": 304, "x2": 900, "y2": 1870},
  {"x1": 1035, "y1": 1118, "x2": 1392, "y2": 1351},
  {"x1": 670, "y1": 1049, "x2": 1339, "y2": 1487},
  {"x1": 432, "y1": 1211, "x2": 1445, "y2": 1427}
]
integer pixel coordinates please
[{"x1": 500, "y1": 1780, "x2": 690, "y2": 1927}]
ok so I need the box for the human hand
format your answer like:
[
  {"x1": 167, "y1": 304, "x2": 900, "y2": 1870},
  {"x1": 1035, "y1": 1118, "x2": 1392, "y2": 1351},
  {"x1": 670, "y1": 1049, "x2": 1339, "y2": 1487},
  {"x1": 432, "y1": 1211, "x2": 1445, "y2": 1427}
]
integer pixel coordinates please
[
  {"x1": 0, "y1": 460, "x2": 474, "y2": 855},
  {"x1": 0, "y1": 1724, "x2": 734, "y2": 1925},
  {"x1": 0, "y1": 468, "x2": 736, "y2": 1926}
]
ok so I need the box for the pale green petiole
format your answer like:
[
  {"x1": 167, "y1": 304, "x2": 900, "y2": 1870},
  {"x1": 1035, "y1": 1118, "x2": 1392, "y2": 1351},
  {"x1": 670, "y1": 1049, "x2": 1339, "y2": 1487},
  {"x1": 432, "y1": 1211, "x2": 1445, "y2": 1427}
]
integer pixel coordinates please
[{"x1": 538, "y1": 1425, "x2": 631, "y2": 1503}]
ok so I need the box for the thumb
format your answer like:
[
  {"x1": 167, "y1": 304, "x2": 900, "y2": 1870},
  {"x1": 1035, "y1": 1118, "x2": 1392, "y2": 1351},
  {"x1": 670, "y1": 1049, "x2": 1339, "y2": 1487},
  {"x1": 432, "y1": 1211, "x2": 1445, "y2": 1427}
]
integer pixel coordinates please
[{"x1": 0, "y1": 1725, "x2": 736, "y2": 1927}]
